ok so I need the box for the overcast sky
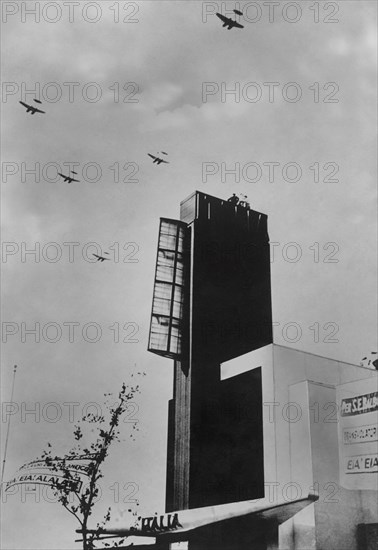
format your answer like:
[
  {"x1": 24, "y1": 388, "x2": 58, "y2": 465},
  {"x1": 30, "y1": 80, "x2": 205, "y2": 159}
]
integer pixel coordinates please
[{"x1": 1, "y1": 1, "x2": 377, "y2": 548}]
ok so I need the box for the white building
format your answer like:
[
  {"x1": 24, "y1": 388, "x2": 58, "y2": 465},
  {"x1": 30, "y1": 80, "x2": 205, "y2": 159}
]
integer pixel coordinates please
[{"x1": 222, "y1": 344, "x2": 378, "y2": 550}]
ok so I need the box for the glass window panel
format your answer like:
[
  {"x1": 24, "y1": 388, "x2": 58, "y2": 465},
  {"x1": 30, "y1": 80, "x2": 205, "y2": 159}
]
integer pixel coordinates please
[
  {"x1": 156, "y1": 265, "x2": 174, "y2": 283},
  {"x1": 159, "y1": 234, "x2": 176, "y2": 250},
  {"x1": 160, "y1": 221, "x2": 176, "y2": 233},
  {"x1": 152, "y1": 297, "x2": 171, "y2": 316},
  {"x1": 170, "y1": 325, "x2": 180, "y2": 339},
  {"x1": 172, "y1": 301, "x2": 183, "y2": 318},
  {"x1": 149, "y1": 320, "x2": 169, "y2": 350},
  {"x1": 154, "y1": 283, "x2": 173, "y2": 300},
  {"x1": 151, "y1": 319, "x2": 166, "y2": 333},
  {"x1": 158, "y1": 250, "x2": 175, "y2": 264},
  {"x1": 174, "y1": 286, "x2": 184, "y2": 303},
  {"x1": 151, "y1": 314, "x2": 170, "y2": 327},
  {"x1": 175, "y1": 271, "x2": 183, "y2": 286},
  {"x1": 174, "y1": 264, "x2": 184, "y2": 285},
  {"x1": 150, "y1": 334, "x2": 168, "y2": 351},
  {"x1": 171, "y1": 317, "x2": 180, "y2": 328},
  {"x1": 169, "y1": 336, "x2": 179, "y2": 354}
]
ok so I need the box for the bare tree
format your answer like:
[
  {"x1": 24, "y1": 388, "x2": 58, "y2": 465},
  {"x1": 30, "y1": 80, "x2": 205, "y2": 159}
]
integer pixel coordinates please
[{"x1": 40, "y1": 377, "x2": 144, "y2": 549}]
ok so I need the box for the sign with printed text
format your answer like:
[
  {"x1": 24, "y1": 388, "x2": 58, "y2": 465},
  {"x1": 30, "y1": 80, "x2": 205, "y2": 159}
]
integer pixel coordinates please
[
  {"x1": 337, "y1": 377, "x2": 378, "y2": 490},
  {"x1": 4, "y1": 454, "x2": 99, "y2": 493},
  {"x1": 343, "y1": 424, "x2": 377, "y2": 445},
  {"x1": 344, "y1": 454, "x2": 378, "y2": 474},
  {"x1": 340, "y1": 392, "x2": 378, "y2": 417}
]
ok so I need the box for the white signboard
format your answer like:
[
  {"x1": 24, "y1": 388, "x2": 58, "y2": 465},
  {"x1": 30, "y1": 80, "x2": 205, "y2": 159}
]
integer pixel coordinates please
[{"x1": 337, "y1": 377, "x2": 378, "y2": 490}]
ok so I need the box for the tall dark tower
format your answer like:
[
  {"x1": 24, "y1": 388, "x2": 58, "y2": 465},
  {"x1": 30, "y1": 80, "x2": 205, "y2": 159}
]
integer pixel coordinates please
[{"x1": 148, "y1": 192, "x2": 272, "y2": 539}]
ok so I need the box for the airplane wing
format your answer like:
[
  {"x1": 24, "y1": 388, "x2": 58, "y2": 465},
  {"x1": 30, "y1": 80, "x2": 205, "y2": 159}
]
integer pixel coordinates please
[
  {"x1": 232, "y1": 20, "x2": 244, "y2": 28},
  {"x1": 216, "y1": 13, "x2": 231, "y2": 24},
  {"x1": 70, "y1": 178, "x2": 80, "y2": 182},
  {"x1": 58, "y1": 173, "x2": 70, "y2": 181},
  {"x1": 148, "y1": 154, "x2": 157, "y2": 161},
  {"x1": 93, "y1": 254, "x2": 110, "y2": 262},
  {"x1": 159, "y1": 160, "x2": 169, "y2": 164},
  {"x1": 81, "y1": 492, "x2": 318, "y2": 542},
  {"x1": 19, "y1": 101, "x2": 30, "y2": 109},
  {"x1": 33, "y1": 107, "x2": 46, "y2": 114}
]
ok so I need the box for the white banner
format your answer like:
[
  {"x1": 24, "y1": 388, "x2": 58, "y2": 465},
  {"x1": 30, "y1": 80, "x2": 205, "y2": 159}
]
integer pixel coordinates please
[{"x1": 4, "y1": 454, "x2": 100, "y2": 493}]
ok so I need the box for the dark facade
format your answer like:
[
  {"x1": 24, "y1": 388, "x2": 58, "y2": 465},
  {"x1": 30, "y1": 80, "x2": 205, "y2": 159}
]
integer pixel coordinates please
[
  {"x1": 149, "y1": 192, "x2": 272, "y2": 532},
  {"x1": 182, "y1": 191, "x2": 272, "y2": 365}
]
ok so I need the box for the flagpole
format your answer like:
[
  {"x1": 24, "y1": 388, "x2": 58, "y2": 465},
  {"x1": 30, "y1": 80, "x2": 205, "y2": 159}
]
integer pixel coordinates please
[{"x1": 1, "y1": 365, "x2": 17, "y2": 491}]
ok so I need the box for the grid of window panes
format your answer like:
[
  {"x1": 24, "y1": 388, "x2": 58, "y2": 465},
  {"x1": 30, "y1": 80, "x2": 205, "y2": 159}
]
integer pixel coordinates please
[{"x1": 148, "y1": 219, "x2": 187, "y2": 358}]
